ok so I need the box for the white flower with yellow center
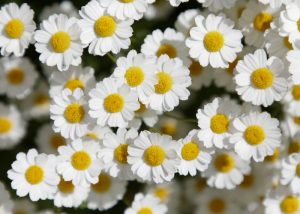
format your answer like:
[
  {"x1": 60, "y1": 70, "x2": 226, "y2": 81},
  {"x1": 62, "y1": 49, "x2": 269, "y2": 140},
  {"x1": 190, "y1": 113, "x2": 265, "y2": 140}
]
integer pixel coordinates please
[
  {"x1": 175, "y1": 9, "x2": 200, "y2": 37},
  {"x1": 49, "y1": 65, "x2": 96, "y2": 98},
  {"x1": 39, "y1": 1, "x2": 79, "y2": 21},
  {"x1": 282, "y1": 81, "x2": 300, "y2": 116},
  {"x1": 145, "y1": 55, "x2": 191, "y2": 112},
  {"x1": 281, "y1": 153, "x2": 300, "y2": 194},
  {"x1": 0, "y1": 57, "x2": 38, "y2": 99},
  {"x1": 196, "y1": 0, "x2": 237, "y2": 12},
  {"x1": 224, "y1": 0, "x2": 248, "y2": 27},
  {"x1": 197, "y1": 97, "x2": 241, "y2": 149},
  {"x1": 88, "y1": 77, "x2": 139, "y2": 128},
  {"x1": 79, "y1": 0, "x2": 133, "y2": 56},
  {"x1": 234, "y1": 49, "x2": 288, "y2": 107},
  {"x1": 287, "y1": 43, "x2": 300, "y2": 85},
  {"x1": 124, "y1": 193, "x2": 167, "y2": 214},
  {"x1": 128, "y1": 130, "x2": 180, "y2": 183},
  {"x1": 177, "y1": 129, "x2": 213, "y2": 176},
  {"x1": 34, "y1": 14, "x2": 83, "y2": 71},
  {"x1": 84, "y1": 124, "x2": 112, "y2": 141},
  {"x1": 112, "y1": 50, "x2": 157, "y2": 104},
  {"x1": 186, "y1": 14, "x2": 243, "y2": 69},
  {"x1": 50, "y1": 88, "x2": 90, "y2": 140},
  {"x1": 0, "y1": 103, "x2": 26, "y2": 150},
  {"x1": 0, "y1": 3, "x2": 36, "y2": 56},
  {"x1": 7, "y1": 149, "x2": 60, "y2": 201},
  {"x1": 98, "y1": 128, "x2": 137, "y2": 180},
  {"x1": 141, "y1": 28, "x2": 190, "y2": 66},
  {"x1": 56, "y1": 139, "x2": 103, "y2": 187},
  {"x1": 0, "y1": 182, "x2": 13, "y2": 214},
  {"x1": 230, "y1": 111, "x2": 281, "y2": 162},
  {"x1": 189, "y1": 60, "x2": 214, "y2": 91},
  {"x1": 87, "y1": 172, "x2": 127, "y2": 211},
  {"x1": 202, "y1": 150, "x2": 251, "y2": 189}
]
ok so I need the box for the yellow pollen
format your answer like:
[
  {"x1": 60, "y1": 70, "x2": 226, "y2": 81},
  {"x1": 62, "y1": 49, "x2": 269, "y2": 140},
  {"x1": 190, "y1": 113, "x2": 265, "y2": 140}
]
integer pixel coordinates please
[
  {"x1": 296, "y1": 163, "x2": 300, "y2": 177},
  {"x1": 25, "y1": 165, "x2": 44, "y2": 185},
  {"x1": 251, "y1": 68, "x2": 273, "y2": 89},
  {"x1": 125, "y1": 66, "x2": 145, "y2": 87},
  {"x1": 181, "y1": 142, "x2": 200, "y2": 161},
  {"x1": 156, "y1": 44, "x2": 177, "y2": 58},
  {"x1": 244, "y1": 125, "x2": 265, "y2": 145},
  {"x1": 64, "y1": 103, "x2": 85, "y2": 123},
  {"x1": 209, "y1": 198, "x2": 226, "y2": 213},
  {"x1": 195, "y1": 178, "x2": 206, "y2": 192},
  {"x1": 203, "y1": 31, "x2": 224, "y2": 52},
  {"x1": 92, "y1": 173, "x2": 111, "y2": 193},
  {"x1": 284, "y1": 37, "x2": 293, "y2": 50},
  {"x1": 189, "y1": 60, "x2": 202, "y2": 77},
  {"x1": 161, "y1": 122, "x2": 177, "y2": 137},
  {"x1": 50, "y1": 134, "x2": 66, "y2": 150},
  {"x1": 227, "y1": 58, "x2": 239, "y2": 75},
  {"x1": 50, "y1": 32, "x2": 71, "y2": 53},
  {"x1": 240, "y1": 175, "x2": 254, "y2": 188},
  {"x1": 65, "y1": 79, "x2": 85, "y2": 92},
  {"x1": 138, "y1": 208, "x2": 153, "y2": 214},
  {"x1": 214, "y1": 153, "x2": 235, "y2": 173},
  {"x1": 103, "y1": 93, "x2": 124, "y2": 113},
  {"x1": 297, "y1": 19, "x2": 300, "y2": 31},
  {"x1": 121, "y1": 0, "x2": 135, "y2": 3},
  {"x1": 210, "y1": 114, "x2": 229, "y2": 134},
  {"x1": 155, "y1": 72, "x2": 173, "y2": 94},
  {"x1": 86, "y1": 132, "x2": 98, "y2": 140},
  {"x1": 280, "y1": 195, "x2": 299, "y2": 214},
  {"x1": 71, "y1": 151, "x2": 91, "y2": 170},
  {"x1": 7, "y1": 68, "x2": 24, "y2": 85},
  {"x1": 144, "y1": 145, "x2": 166, "y2": 167},
  {"x1": 265, "y1": 148, "x2": 280, "y2": 162},
  {"x1": 288, "y1": 141, "x2": 300, "y2": 154},
  {"x1": 292, "y1": 85, "x2": 300, "y2": 101},
  {"x1": 0, "y1": 118, "x2": 12, "y2": 134},
  {"x1": 5, "y1": 19, "x2": 24, "y2": 39},
  {"x1": 154, "y1": 187, "x2": 169, "y2": 202},
  {"x1": 34, "y1": 93, "x2": 49, "y2": 106},
  {"x1": 294, "y1": 117, "x2": 300, "y2": 126},
  {"x1": 135, "y1": 102, "x2": 146, "y2": 114},
  {"x1": 58, "y1": 178, "x2": 75, "y2": 193},
  {"x1": 114, "y1": 144, "x2": 128, "y2": 164},
  {"x1": 253, "y1": 12, "x2": 273, "y2": 32},
  {"x1": 94, "y1": 16, "x2": 116, "y2": 37}
]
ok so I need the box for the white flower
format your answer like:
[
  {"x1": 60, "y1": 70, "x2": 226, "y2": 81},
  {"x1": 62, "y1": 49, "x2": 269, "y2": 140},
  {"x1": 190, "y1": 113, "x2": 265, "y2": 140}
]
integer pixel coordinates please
[
  {"x1": 34, "y1": 14, "x2": 83, "y2": 71},
  {"x1": 39, "y1": 1, "x2": 79, "y2": 21},
  {"x1": 175, "y1": 9, "x2": 200, "y2": 37},
  {"x1": 197, "y1": 0, "x2": 237, "y2": 12},
  {"x1": 281, "y1": 153, "x2": 300, "y2": 193},
  {"x1": 0, "y1": 3, "x2": 36, "y2": 56},
  {"x1": 287, "y1": 42, "x2": 300, "y2": 84},
  {"x1": 186, "y1": 14, "x2": 243, "y2": 68},
  {"x1": 282, "y1": 81, "x2": 300, "y2": 116},
  {"x1": 79, "y1": 0, "x2": 133, "y2": 56},
  {"x1": 85, "y1": 124, "x2": 112, "y2": 141},
  {"x1": 234, "y1": 49, "x2": 288, "y2": 107},
  {"x1": 0, "y1": 182, "x2": 13, "y2": 214},
  {"x1": 7, "y1": 149, "x2": 60, "y2": 201},
  {"x1": 189, "y1": 60, "x2": 214, "y2": 91},
  {"x1": 128, "y1": 130, "x2": 180, "y2": 183}
]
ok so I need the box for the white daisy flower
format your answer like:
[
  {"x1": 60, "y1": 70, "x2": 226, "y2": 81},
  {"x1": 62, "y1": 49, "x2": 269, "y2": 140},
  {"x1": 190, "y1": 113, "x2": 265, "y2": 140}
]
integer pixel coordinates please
[
  {"x1": 34, "y1": 14, "x2": 83, "y2": 71},
  {"x1": 186, "y1": 14, "x2": 243, "y2": 69},
  {"x1": 98, "y1": 128, "x2": 137, "y2": 180},
  {"x1": 224, "y1": 0, "x2": 248, "y2": 27},
  {"x1": 0, "y1": 103, "x2": 26, "y2": 150},
  {"x1": 128, "y1": 130, "x2": 180, "y2": 183},
  {"x1": 39, "y1": 1, "x2": 79, "y2": 21},
  {"x1": 175, "y1": 9, "x2": 200, "y2": 37},
  {"x1": 87, "y1": 172, "x2": 127, "y2": 211},
  {"x1": 281, "y1": 114, "x2": 300, "y2": 139},
  {"x1": 282, "y1": 81, "x2": 300, "y2": 116},
  {"x1": 12, "y1": 199, "x2": 36, "y2": 214},
  {"x1": 79, "y1": 0, "x2": 133, "y2": 56},
  {"x1": 85, "y1": 124, "x2": 112, "y2": 141},
  {"x1": 286, "y1": 132, "x2": 300, "y2": 155},
  {"x1": 50, "y1": 88, "x2": 90, "y2": 140},
  {"x1": 88, "y1": 77, "x2": 139, "y2": 128},
  {"x1": 287, "y1": 42, "x2": 300, "y2": 84},
  {"x1": 56, "y1": 139, "x2": 103, "y2": 187},
  {"x1": 125, "y1": 193, "x2": 167, "y2": 214},
  {"x1": 0, "y1": 182, "x2": 13, "y2": 214},
  {"x1": 234, "y1": 49, "x2": 288, "y2": 107},
  {"x1": 202, "y1": 150, "x2": 251, "y2": 189},
  {"x1": 189, "y1": 60, "x2": 214, "y2": 91},
  {"x1": 0, "y1": 57, "x2": 38, "y2": 99},
  {"x1": 196, "y1": 97, "x2": 241, "y2": 149},
  {"x1": 7, "y1": 149, "x2": 60, "y2": 201},
  {"x1": 112, "y1": 50, "x2": 157, "y2": 104},
  {"x1": 281, "y1": 153, "x2": 300, "y2": 193},
  {"x1": 177, "y1": 129, "x2": 213, "y2": 176},
  {"x1": 197, "y1": 0, "x2": 237, "y2": 12},
  {"x1": 0, "y1": 3, "x2": 36, "y2": 56}
]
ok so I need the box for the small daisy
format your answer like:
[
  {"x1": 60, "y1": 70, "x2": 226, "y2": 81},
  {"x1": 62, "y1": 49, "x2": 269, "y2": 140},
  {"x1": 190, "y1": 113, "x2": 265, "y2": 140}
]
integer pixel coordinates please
[
  {"x1": 177, "y1": 129, "x2": 213, "y2": 176},
  {"x1": 34, "y1": 14, "x2": 83, "y2": 71},
  {"x1": 186, "y1": 14, "x2": 243, "y2": 68},
  {"x1": 282, "y1": 81, "x2": 300, "y2": 116},
  {"x1": 7, "y1": 149, "x2": 60, "y2": 201},
  {"x1": 125, "y1": 193, "x2": 167, "y2": 214},
  {"x1": 128, "y1": 130, "x2": 180, "y2": 183},
  {"x1": 0, "y1": 57, "x2": 38, "y2": 99},
  {"x1": 79, "y1": 0, "x2": 133, "y2": 56},
  {"x1": 197, "y1": 0, "x2": 237, "y2": 12},
  {"x1": 189, "y1": 60, "x2": 214, "y2": 91},
  {"x1": 175, "y1": 9, "x2": 201, "y2": 37},
  {"x1": 234, "y1": 49, "x2": 288, "y2": 107},
  {"x1": 281, "y1": 153, "x2": 300, "y2": 193},
  {"x1": 87, "y1": 172, "x2": 127, "y2": 211},
  {"x1": 39, "y1": 1, "x2": 79, "y2": 21},
  {"x1": 85, "y1": 124, "x2": 112, "y2": 141},
  {"x1": 286, "y1": 132, "x2": 300, "y2": 155},
  {"x1": 0, "y1": 182, "x2": 13, "y2": 214},
  {"x1": 281, "y1": 114, "x2": 300, "y2": 140},
  {"x1": 50, "y1": 88, "x2": 90, "y2": 140},
  {"x1": 287, "y1": 43, "x2": 300, "y2": 84},
  {"x1": 0, "y1": 3, "x2": 36, "y2": 56},
  {"x1": 224, "y1": 0, "x2": 248, "y2": 27},
  {"x1": 88, "y1": 77, "x2": 139, "y2": 128}
]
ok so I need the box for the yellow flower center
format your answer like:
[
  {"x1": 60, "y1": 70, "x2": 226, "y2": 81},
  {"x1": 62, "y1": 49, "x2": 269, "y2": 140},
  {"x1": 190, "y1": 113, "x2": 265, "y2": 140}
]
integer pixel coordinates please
[
  {"x1": 284, "y1": 37, "x2": 293, "y2": 50},
  {"x1": 125, "y1": 66, "x2": 145, "y2": 87},
  {"x1": 265, "y1": 148, "x2": 280, "y2": 162},
  {"x1": 65, "y1": 79, "x2": 85, "y2": 92},
  {"x1": 138, "y1": 208, "x2": 153, "y2": 214},
  {"x1": 64, "y1": 103, "x2": 85, "y2": 123},
  {"x1": 189, "y1": 60, "x2": 202, "y2": 77},
  {"x1": 208, "y1": 198, "x2": 226, "y2": 213},
  {"x1": 120, "y1": 0, "x2": 135, "y2": 3},
  {"x1": 86, "y1": 132, "x2": 98, "y2": 140},
  {"x1": 94, "y1": 16, "x2": 117, "y2": 37},
  {"x1": 294, "y1": 117, "x2": 300, "y2": 126},
  {"x1": 161, "y1": 122, "x2": 176, "y2": 137},
  {"x1": 92, "y1": 173, "x2": 111, "y2": 193},
  {"x1": 135, "y1": 102, "x2": 146, "y2": 114},
  {"x1": 296, "y1": 163, "x2": 300, "y2": 177},
  {"x1": 244, "y1": 125, "x2": 265, "y2": 145},
  {"x1": 210, "y1": 114, "x2": 229, "y2": 134},
  {"x1": 144, "y1": 145, "x2": 166, "y2": 167},
  {"x1": 25, "y1": 165, "x2": 44, "y2": 185},
  {"x1": 155, "y1": 72, "x2": 173, "y2": 94},
  {"x1": 251, "y1": 68, "x2": 273, "y2": 89},
  {"x1": 50, "y1": 134, "x2": 66, "y2": 150},
  {"x1": 50, "y1": 32, "x2": 71, "y2": 53},
  {"x1": 7, "y1": 68, "x2": 24, "y2": 85},
  {"x1": 5, "y1": 19, "x2": 24, "y2": 39},
  {"x1": 58, "y1": 178, "x2": 75, "y2": 193},
  {"x1": 297, "y1": 19, "x2": 300, "y2": 31},
  {"x1": 292, "y1": 85, "x2": 300, "y2": 101},
  {"x1": 240, "y1": 175, "x2": 254, "y2": 188},
  {"x1": 203, "y1": 31, "x2": 224, "y2": 52},
  {"x1": 103, "y1": 93, "x2": 124, "y2": 113},
  {"x1": 280, "y1": 195, "x2": 299, "y2": 214},
  {"x1": 0, "y1": 118, "x2": 12, "y2": 134},
  {"x1": 288, "y1": 141, "x2": 300, "y2": 154},
  {"x1": 156, "y1": 44, "x2": 177, "y2": 58},
  {"x1": 253, "y1": 12, "x2": 273, "y2": 32},
  {"x1": 181, "y1": 141, "x2": 200, "y2": 161},
  {"x1": 114, "y1": 144, "x2": 128, "y2": 164},
  {"x1": 34, "y1": 93, "x2": 49, "y2": 106},
  {"x1": 71, "y1": 151, "x2": 91, "y2": 170},
  {"x1": 214, "y1": 153, "x2": 235, "y2": 173},
  {"x1": 227, "y1": 58, "x2": 239, "y2": 75},
  {"x1": 154, "y1": 187, "x2": 169, "y2": 202}
]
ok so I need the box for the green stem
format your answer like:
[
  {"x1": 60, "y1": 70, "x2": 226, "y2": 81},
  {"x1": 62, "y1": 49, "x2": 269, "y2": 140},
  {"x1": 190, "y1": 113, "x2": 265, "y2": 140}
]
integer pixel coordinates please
[{"x1": 107, "y1": 52, "x2": 116, "y2": 63}]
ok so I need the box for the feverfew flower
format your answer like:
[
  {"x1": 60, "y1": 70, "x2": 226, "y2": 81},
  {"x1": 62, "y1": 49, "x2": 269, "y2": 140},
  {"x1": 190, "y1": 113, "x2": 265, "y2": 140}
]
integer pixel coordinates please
[
  {"x1": 281, "y1": 153, "x2": 300, "y2": 193},
  {"x1": 287, "y1": 42, "x2": 300, "y2": 84},
  {"x1": 175, "y1": 9, "x2": 200, "y2": 37}
]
